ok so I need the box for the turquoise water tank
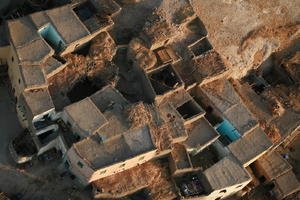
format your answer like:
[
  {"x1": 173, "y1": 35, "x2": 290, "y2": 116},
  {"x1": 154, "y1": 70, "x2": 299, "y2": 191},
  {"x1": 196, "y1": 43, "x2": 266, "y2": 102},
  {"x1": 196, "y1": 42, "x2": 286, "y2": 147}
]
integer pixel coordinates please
[{"x1": 216, "y1": 119, "x2": 241, "y2": 142}]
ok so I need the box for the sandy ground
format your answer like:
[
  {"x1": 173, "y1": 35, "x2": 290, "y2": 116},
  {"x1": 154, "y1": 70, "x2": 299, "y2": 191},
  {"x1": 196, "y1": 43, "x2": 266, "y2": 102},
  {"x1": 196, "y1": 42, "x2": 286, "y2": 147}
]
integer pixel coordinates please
[{"x1": 190, "y1": 0, "x2": 300, "y2": 79}]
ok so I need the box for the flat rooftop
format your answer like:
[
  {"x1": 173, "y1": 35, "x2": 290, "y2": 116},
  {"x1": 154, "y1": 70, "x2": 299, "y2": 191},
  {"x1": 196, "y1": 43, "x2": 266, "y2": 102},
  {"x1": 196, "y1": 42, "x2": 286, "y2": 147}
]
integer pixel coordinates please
[
  {"x1": 184, "y1": 117, "x2": 219, "y2": 152},
  {"x1": 202, "y1": 156, "x2": 251, "y2": 191},
  {"x1": 224, "y1": 103, "x2": 258, "y2": 136},
  {"x1": 75, "y1": 125, "x2": 156, "y2": 169},
  {"x1": 17, "y1": 39, "x2": 53, "y2": 65},
  {"x1": 90, "y1": 85, "x2": 130, "y2": 140},
  {"x1": 90, "y1": 85, "x2": 129, "y2": 112},
  {"x1": 201, "y1": 78, "x2": 258, "y2": 135},
  {"x1": 255, "y1": 151, "x2": 292, "y2": 181},
  {"x1": 46, "y1": 5, "x2": 90, "y2": 45},
  {"x1": 95, "y1": 108, "x2": 130, "y2": 141},
  {"x1": 273, "y1": 170, "x2": 300, "y2": 199},
  {"x1": 64, "y1": 97, "x2": 108, "y2": 137},
  {"x1": 43, "y1": 56, "x2": 67, "y2": 79},
  {"x1": 22, "y1": 88, "x2": 54, "y2": 117},
  {"x1": 20, "y1": 65, "x2": 47, "y2": 89},
  {"x1": 8, "y1": 16, "x2": 40, "y2": 48},
  {"x1": 228, "y1": 127, "x2": 273, "y2": 167},
  {"x1": 158, "y1": 102, "x2": 187, "y2": 143},
  {"x1": 200, "y1": 78, "x2": 241, "y2": 113},
  {"x1": 7, "y1": 16, "x2": 54, "y2": 65}
]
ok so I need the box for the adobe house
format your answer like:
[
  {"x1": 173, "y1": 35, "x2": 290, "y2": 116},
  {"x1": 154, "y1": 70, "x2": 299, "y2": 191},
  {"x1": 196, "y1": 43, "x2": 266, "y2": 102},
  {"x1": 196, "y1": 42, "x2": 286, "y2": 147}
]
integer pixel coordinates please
[
  {"x1": 72, "y1": 1, "x2": 114, "y2": 38},
  {"x1": 250, "y1": 151, "x2": 300, "y2": 199},
  {"x1": 271, "y1": 170, "x2": 300, "y2": 200},
  {"x1": 169, "y1": 144, "x2": 194, "y2": 176},
  {"x1": 253, "y1": 151, "x2": 293, "y2": 182},
  {"x1": 228, "y1": 127, "x2": 273, "y2": 167},
  {"x1": 184, "y1": 117, "x2": 220, "y2": 155},
  {"x1": 59, "y1": 85, "x2": 130, "y2": 153},
  {"x1": 19, "y1": 88, "x2": 55, "y2": 129},
  {"x1": 193, "y1": 78, "x2": 259, "y2": 144},
  {"x1": 65, "y1": 125, "x2": 158, "y2": 184},
  {"x1": 185, "y1": 17, "x2": 208, "y2": 45},
  {"x1": 192, "y1": 51, "x2": 229, "y2": 86},
  {"x1": 153, "y1": 46, "x2": 181, "y2": 70},
  {"x1": 173, "y1": 50, "x2": 229, "y2": 92},
  {"x1": 153, "y1": 86, "x2": 206, "y2": 128},
  {"x1": 61, "y1": 97, "x2": 108, "y2": 139},
  {"x1": 199, "y1": 156, "x2": 251, "y2": 200},
  {"x1": 249, "y1": 146, "x2": 300, "y2": 200},
  {"x1": 6, "y1": 2, "x2": 117, "y2": 99},
  {"x1": 89, "y1": 85, "x2": 130, "y2": 140},
  {"x1": 15, "y1": 88, "x2": 64, "y2": 156},
  {"x1": 173, "y1": 156, "x2": 251, "y2": 200},
  {"x1": 157, "y1": 102, "x2": 188, "y2": 144}
]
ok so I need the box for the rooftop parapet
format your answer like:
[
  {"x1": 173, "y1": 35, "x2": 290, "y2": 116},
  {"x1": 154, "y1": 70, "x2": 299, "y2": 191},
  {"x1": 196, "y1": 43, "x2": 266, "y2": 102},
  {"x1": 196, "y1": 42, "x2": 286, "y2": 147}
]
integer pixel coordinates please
[
  {"x1": 62, "y1": 97, "x2": 108, "y2": 138},
  {"x1": 184, "y1": 118, "x2": 220, "y2": 155},
  {"x1": 228, "y1": 127, "x2": 273, "y2": 167}
]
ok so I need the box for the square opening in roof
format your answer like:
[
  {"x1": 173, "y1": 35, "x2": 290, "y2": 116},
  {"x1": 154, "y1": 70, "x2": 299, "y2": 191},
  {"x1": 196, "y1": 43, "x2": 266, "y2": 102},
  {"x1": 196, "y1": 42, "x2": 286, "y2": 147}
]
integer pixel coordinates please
[
  {"x1": 176, "y1": 100, "x2": 203, "y2": 120},
  {"x1": 189, "y1": 37, "x2": 212, "y2": 57},
  {"x1": 39, "y1": 24, "x2": 65, "y2": 53},
  {"x1": 174, "y1": 172, "x2": 206, "y2": 197},
  {"x1": 67, "y1": 77, "x2": 104, "y2": 103},
  {"x1": 73, "y1": 1, "x2": 97, "y2": 21},
  {"x1": 148, "y1": 65, "x2": 182, "y2": 95}
]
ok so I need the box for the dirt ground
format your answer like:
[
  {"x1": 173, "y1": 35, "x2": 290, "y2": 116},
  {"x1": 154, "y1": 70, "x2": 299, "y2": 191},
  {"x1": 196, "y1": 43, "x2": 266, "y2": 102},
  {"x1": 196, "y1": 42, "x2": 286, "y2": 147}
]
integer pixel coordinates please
[
  {"x1": 0, "y1": 78, "x2": 91, "y2": 200},
  {"x1": 93, "y1": 159, "x2": 178, "y2": 200}
]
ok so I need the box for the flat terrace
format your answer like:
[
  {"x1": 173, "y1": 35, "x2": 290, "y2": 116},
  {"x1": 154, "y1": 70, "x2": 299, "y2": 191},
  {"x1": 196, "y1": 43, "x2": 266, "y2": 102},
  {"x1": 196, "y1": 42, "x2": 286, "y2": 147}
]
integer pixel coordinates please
[
  {"x1": 74, "y1": 125, "x2": 155, "y2": 169},
  {"x1": 169, "y1": 144, "x2": 193, "y2": 175},
  {"x1": 199, "y1": 78, "x2": 258, "y2": 136},
  {"x1": 184, "y1": 117, "x2": 219, "y2": 154},
  {"x1": 202, "y1": 156, "x2": 251, "y2": 192},
  {"x1": 254, "y1": 151, "x2": 292, "y2": 181},
  {"x1": 21, "y1": 88, "x2": 54, "y2": 120},
  {"x1": 92, "y1": 159, "x2": 177, "y2": 199},
  {"x1": 228, "y1": 127, "x2": 273, "y2": 167},
  {"x1": 63, "y1": 97, "x2": 108, "y2": 137}
]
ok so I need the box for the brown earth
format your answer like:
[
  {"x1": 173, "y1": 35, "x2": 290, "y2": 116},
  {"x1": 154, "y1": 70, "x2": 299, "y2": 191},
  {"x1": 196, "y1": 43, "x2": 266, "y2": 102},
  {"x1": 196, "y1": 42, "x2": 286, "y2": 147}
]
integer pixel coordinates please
[{"x1": 93, "y1": 160, "x2": 178, "y2": 200}]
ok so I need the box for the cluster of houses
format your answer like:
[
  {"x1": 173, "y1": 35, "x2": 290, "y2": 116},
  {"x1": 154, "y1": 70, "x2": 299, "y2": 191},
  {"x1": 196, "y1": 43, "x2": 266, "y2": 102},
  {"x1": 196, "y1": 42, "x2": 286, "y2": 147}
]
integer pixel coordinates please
[{"x1": 0, "y1": 0, "x2": 299, "y2": 199}]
